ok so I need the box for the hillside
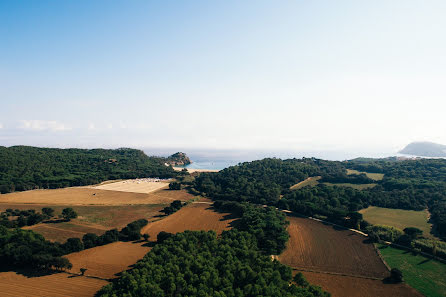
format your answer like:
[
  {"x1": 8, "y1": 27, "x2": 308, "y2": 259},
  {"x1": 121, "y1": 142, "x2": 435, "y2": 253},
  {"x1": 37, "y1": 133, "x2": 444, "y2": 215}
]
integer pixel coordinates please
[
  {"x1": 0, "y1": 146, "x2": 176, "y2": 193},
  {"x1": 165, "y1": 152, "x2": 191, "y2": 166},
  {"x1": 399, "y1": 141, "x2": 446, "y2": 157}
]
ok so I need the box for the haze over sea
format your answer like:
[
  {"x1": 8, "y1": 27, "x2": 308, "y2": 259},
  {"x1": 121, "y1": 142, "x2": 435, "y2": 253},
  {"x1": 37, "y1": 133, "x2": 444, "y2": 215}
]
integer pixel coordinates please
[{"x1": 143, "y1": 148, "x2": 397, "y2": 170}]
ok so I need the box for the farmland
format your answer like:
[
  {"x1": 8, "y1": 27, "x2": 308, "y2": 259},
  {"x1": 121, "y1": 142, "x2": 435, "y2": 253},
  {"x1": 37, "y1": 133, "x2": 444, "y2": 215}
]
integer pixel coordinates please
[
  {"x1": 290, "y1": 176, "x2": 321, "y2": 190},
  {"x1": 378, "y1": 244, "x2": 446, "y2": 297},
  {"x1": 0, "y1": 271, "x2": 108, "y2": 297},
  {"x1": 278, "y1": 216, "x2": 389, "y2": 278},
  {"x1": 65, "y1": 241, "x2": 150, "y2": 279},
  {"x1": 360, "y1": 206, "x2": 434, "y2": 238},
  {"x1": 90, "y1": 179, "x2": 169, "y2": 194},
  {"x1": 141, "y1": 202, "x2": 235, "y2": 238},
  {"x1": 0, "y1": 186, "x2": 194, "y2": 205},
  {"x1": 301, "y1": 271, "x2": 423, "y2": 297},
  {"x1": 346, "y1": 169, "x2": 384, "y2": 181}
]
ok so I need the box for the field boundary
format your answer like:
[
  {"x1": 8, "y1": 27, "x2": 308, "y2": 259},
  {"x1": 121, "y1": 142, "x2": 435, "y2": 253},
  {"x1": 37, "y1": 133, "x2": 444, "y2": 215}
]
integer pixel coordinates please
[{"x1": 290, "y1": 267, "x2": 383, "y2": 280}]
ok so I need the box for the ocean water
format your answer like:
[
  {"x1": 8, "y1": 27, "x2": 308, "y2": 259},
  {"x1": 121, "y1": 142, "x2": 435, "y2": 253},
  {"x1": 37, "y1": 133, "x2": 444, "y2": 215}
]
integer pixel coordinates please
[{"x1": 144, "y1": 148, "x2": 397, "y2": 171}]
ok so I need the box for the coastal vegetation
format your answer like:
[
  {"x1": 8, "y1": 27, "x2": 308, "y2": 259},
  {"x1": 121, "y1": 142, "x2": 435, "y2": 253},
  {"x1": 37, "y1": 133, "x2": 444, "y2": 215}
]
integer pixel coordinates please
[{"x1": 0, "y1": 146, "x2": 176, "y2": 193}]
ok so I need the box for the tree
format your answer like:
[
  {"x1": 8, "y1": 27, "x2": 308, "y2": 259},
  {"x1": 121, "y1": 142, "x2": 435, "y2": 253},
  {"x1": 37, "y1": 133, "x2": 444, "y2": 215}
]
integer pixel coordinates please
[
  {"x1": 390, "y1": 268, "x2": 403, "y2": 283},
  {"x1": 82, "y1": 233, "x2": 99, "y2": 249},
  {"x1": 143, "y1": 234, "x2": 149, "y2": 241},
  {"x1": 62, "y1": 208, "x2": 78, "y2": 221},
  {"x1": 293, "y1": 272, "x2": 309, "y2": 287},
  {"x1": 403, "y1": 227, "x2": 423, "y2": 240},
  {"x1": 157, "y1": 231, "x2": 173, "y2": 243},
  {"x1": 169, "y1": 182, "x2": 181, "y2": 190},
  {"x1": 63, "y1": 238, "x2": 84, "y2": 253},
  {"x1": 42, "y1": 207, "x2": 55, "y2": 218},
  {"x1": 80, "y1": 268, "x2": 87, "y2": 276}
]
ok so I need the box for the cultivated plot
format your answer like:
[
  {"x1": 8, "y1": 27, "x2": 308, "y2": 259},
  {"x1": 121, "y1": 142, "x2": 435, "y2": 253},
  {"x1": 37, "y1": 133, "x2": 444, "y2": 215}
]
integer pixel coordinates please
[
  {"x1": 141, "y1": 202, "x2": 235, "y2": 239},
  {"x1": 278, "y1": 216, "x2": 389, "y2": 278},
  {"x1": 302, "y1": 271, "x2": 423, "y2": 297},
  {"x1": 91, "y1": 179, "x2": 169, "y2": 194},
  {"x1": 65, "y1": 241, "x2": 150, "y2": 279},
  {"x1": 0, "y1": 271, "x2": 107, "y2": 297}
]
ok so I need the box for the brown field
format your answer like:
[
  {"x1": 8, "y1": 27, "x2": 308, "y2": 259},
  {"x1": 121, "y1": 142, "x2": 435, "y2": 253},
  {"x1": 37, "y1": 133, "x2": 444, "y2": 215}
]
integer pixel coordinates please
[
  {"x1": 0, "y1": 188, "x2": 194, "y2": 206},
  {"x1": 91, "y1": 179, "x2": 169, "y2": 194},
  {"x1": 290, "y1": 176, "x2": 321, "y2": 190},
  {"x1": 141, "y1": 202, "x2": 235, "y2": 238},
  {"x1": 23, "y1": 221, "x2": 107, "y2": 242},
  {"x1": 0, "y1": 203, "x2": 170, "y2": 242},
  {"x1": 65, "y1": 241, "x2": 150, "y2": 279},
  {"x1": 278, "y1": 216, "x2": 389, "y2": 278},
  {"x1": 301, "y1": 271, "x2": 423, "y2": 297},
  {"x1": 0, "y1": 271, "x2": 107, "y2": 297}
]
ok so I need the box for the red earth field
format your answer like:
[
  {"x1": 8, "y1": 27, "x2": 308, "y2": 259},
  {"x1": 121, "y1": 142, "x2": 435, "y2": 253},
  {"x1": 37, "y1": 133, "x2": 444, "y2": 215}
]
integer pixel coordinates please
[{"x1": 0, "y1": 271, "x2": 108, "y2": 297}]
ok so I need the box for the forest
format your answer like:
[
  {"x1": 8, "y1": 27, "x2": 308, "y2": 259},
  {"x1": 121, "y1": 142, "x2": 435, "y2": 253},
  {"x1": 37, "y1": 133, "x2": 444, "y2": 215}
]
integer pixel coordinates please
[
  {"x1": 98, "y1": 203, "x2": 328, "y2": 297},
  {"x1": 194, "y1": 157, "x2": 446, "y2": 239},
  {"x1": 0, "y1": 146, "x2": 176, "y2": 193}
]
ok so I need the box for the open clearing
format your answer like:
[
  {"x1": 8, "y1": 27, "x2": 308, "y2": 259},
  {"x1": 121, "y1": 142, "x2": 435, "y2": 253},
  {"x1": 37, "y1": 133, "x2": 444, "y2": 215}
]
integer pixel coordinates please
[
  {"x1": 90, "y1": 179, "x2": 169, "y2": 194},
  {"x1": 290, "y1": 176, "x2": 321, "y2": 190},
  {"x1": 301, "y1": 271, "x2": 423, "y2": 297},
  {"x1": 0, "y1": 271, "x2": 107, "y2": 297},
  {"x1": 360, "y1": 206, "x2": 434, "y2": 238},
  {"x1": 141, "y1": 202, "x2": 235, "y2": 238},
  {"x1": 278, "y1": 216, "x2": 389, "y2": 278},
  {"x1": 0, "y1": 187, "x2": 194, "y2": 205},
  {"x1": 346, "y1": 169, "x2": 384, "y2": 181},
  {"x1": 65, "y1": 241, "x2": 150, "y2": 279},
  {"x1": 378, "y1": 244, "x2": 446, "y2": 297}
]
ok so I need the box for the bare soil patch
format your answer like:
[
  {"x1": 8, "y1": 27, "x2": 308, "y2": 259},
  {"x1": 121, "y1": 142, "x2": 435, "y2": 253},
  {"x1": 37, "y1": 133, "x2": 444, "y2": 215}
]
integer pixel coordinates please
[
  {"x1": 301, "y1": 271, "x2": 423, "y2": 297},
  {"x1": 0, "y1": 271, "x2": 107, "y2": 297},
  {"x1": 65, "y1": 241, "x2": 150, "y2": 279},
  {"x1": 278, "y1": 216, "x2": 389, "y2": 278},
  {"x1": 91, "y1": 179, "x2": 169, "y2": 194},
  {"x1": 0, "y1": 188, "x2": 194, "y2": 206},
  {"x1": 141, "y1": 203, "x2": 235, "y2": 239}
]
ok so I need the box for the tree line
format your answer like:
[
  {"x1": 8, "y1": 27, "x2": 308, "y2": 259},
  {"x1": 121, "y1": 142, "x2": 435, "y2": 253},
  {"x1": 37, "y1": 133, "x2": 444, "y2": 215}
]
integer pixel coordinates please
[{"x1": 0, "y1": 146, "x2": 176, "y2": 193}]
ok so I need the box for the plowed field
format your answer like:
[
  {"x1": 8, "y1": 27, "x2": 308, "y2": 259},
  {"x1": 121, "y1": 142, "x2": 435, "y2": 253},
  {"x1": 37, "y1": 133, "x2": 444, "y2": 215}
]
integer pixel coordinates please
[
  {"x1": 65, "y1": 241, "x2": 150, "y2": 279},
  {"x1": 0, "y1": 187, "x2": 194, "y2": 205},
  {"x1": 141, "y1": 202, "x2": 235, "y2": 238},
  {"x1": 278, "y1": 216, "x2": 389, "y2": 278},
  {"x1": 0, "y1": 271, "x2": 107, "y2": 297},
  {"x1": 302, "y1": 271, "x2": 423, "y2": 297}
]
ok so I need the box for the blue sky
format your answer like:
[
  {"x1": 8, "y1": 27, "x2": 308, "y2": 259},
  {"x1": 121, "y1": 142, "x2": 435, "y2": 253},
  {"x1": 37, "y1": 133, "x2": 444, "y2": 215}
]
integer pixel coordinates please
[{"x1": 1, "y1": 1, "x2": 446, "y2": 154}]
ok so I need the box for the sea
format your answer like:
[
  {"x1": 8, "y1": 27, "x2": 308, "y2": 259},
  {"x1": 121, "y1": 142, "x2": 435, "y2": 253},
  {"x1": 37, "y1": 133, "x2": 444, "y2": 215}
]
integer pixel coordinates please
[{"x1": 143, "y1": 148, "x2": 400, "y2": 171}]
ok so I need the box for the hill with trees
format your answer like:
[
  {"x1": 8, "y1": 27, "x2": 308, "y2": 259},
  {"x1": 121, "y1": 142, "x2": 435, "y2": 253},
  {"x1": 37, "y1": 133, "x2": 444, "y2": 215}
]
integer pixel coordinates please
[
  {"x1": 0, "y1": 146, "x2": 176, "y2": 193},
  {"x1": 399, "y1": 141, "x2": 446, "y2": 157},
  {"x1": 194, "y1": 157, "x2": 446, "y2": 239}
]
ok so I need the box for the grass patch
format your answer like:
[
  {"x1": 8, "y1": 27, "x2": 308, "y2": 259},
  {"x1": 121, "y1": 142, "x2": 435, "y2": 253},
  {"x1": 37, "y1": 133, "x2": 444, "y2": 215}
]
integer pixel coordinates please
[
  {"x1": 378, "y1": 243, "x2": 446, "y2": 297},
  {"x1": 323, "y1": 182, "x2": 376, "y2": 190},
  {"x1": 290, "y1": 176, "x2": 321, "y2": 190},
  {"x1": 346, "y1": 169, "x2": 384, "y2": 181},
  {"x1": 360, "y1": 206, "x2": 434, "y2": 239}
]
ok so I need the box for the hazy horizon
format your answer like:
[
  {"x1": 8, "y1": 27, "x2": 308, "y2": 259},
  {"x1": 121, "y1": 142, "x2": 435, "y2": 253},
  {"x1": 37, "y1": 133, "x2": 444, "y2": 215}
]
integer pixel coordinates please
[{"x1": 1, "y1": 1, "x2": 446, "y2": 152}]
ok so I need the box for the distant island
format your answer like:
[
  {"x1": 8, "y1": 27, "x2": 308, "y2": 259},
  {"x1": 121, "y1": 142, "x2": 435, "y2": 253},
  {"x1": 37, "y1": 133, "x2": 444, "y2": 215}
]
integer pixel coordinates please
[
  {"x1": 165, "y1": 152, "x2": 191, "y2": 166},
  {"x1": 399, "y1": 141, "x2": 446, "y2": 157}
]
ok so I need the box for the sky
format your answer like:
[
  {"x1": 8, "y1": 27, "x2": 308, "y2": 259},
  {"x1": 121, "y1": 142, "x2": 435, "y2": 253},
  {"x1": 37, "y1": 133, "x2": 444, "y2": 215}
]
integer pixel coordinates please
[{"x1": 1, "y1": 0, "x2": 446, "y2": 156}]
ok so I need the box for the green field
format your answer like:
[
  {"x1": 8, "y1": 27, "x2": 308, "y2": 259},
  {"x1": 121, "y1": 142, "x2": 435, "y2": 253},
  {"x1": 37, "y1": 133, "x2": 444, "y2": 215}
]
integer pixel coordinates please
[
  {"x1": 360, "y1": 206, "x2": 433, "y2": 238},
  {"x1": 346, "y1": 169, "x2": 384, "y2": 181},
  {"x1": 323, "y1": 182, "x2": 377, "y2": 190},
  {"x1": 290, "y1": 176, "x2": 321, "y2": 190},
  {"x1": 378, "y1": 244, "x2": 446, "y2": 297}
]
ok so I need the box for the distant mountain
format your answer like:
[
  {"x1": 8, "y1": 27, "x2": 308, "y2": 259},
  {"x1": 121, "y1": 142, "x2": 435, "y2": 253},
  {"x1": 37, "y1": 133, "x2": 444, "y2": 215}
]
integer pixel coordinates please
[{"x1": 399, "y1": 141, "x2": 446, "y2": 157}]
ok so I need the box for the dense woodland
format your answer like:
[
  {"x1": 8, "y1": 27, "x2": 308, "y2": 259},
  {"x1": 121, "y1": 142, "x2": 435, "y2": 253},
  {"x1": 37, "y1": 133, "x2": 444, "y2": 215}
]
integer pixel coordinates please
[
  {"x1": 98, "y1": 203, "x2": 328, "y2": 297},
  {"x1": 0, "y1": 146, "x2": 176, "y2": 193},
  {"x1": 194, "y1": 157, "x2": 446, "y2": 239}
]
